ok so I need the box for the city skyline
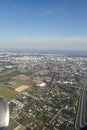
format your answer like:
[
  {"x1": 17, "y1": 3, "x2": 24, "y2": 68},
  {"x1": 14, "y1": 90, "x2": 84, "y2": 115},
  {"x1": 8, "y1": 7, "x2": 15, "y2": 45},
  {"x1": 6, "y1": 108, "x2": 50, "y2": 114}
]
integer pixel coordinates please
[{"x1": 0, "y1": 0, "x2": 87, "y2": 50}]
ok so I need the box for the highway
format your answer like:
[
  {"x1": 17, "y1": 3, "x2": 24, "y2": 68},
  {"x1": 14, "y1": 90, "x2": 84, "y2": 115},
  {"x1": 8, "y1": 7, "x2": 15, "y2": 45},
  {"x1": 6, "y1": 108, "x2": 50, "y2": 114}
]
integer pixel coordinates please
[{"x1": 75, "y1": 79, "x2": 87, "y2": 130}]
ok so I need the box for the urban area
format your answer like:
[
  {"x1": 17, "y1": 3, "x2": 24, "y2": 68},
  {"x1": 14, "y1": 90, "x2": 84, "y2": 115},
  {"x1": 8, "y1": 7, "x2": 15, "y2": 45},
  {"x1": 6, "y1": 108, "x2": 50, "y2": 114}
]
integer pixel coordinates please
[{"x1": 0, "y1": 49, "x2": 87, "y2": 130}]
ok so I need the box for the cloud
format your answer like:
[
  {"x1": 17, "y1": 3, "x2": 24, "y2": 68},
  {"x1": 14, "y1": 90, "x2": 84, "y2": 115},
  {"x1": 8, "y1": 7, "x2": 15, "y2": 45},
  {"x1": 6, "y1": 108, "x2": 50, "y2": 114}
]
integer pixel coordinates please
[
  {"x1": 0, "y1": 35, "x2": 87, "y2": 50},
  {"x1": 44, "y1": 6, "x2": 64, "y2": 16},
  {"x1": 45, "y1": 10, "x2": 52, "y2": 15}
]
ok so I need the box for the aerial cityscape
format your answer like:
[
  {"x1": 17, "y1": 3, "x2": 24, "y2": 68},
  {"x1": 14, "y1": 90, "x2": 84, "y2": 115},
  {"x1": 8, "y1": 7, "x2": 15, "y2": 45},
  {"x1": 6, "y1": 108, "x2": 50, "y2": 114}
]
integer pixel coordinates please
[
  {"x1": 0, "y1": 0, "x2": 87, "y2": 130},
  {"x1": 0, "y1": 49, "x2": 87, "y2": 130}
]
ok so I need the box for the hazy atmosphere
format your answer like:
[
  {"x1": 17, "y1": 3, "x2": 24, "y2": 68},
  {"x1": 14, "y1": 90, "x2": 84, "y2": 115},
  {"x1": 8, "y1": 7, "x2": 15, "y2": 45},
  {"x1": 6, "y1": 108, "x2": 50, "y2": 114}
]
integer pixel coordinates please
[{"x1": 0, "y1": 0, "x2": 87, "y2": 50}]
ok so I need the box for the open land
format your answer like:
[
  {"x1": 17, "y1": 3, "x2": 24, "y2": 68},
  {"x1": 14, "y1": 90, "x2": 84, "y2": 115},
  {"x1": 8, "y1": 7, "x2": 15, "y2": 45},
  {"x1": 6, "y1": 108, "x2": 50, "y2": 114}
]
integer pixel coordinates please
[{"x1": 15, "y1": 85, "x2": 30, "y2": 92}]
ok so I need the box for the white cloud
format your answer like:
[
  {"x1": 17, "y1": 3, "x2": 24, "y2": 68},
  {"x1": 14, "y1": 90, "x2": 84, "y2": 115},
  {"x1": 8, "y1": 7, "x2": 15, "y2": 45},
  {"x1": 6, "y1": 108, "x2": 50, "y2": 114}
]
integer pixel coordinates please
[
  {"x1": 0, "y1": 35, "x2": 87, "y2": 50},
  {"x1": 44, "y1": 6, "x2": 64, "y2": 16},
  {"x1": 45, "y1": 10, "x2": 52, "y2": 15}
]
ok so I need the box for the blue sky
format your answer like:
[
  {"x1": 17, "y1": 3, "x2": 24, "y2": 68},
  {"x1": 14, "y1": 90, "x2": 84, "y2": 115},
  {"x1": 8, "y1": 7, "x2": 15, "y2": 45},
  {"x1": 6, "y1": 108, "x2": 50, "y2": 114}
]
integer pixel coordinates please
[{"x1": 0, "y1": 0, "x2": 87, "y2": 50}]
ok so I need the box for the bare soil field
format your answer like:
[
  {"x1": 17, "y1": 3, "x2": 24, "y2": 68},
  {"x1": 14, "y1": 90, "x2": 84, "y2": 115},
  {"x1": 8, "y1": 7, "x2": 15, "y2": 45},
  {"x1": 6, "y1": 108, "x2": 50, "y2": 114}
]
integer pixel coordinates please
[
  {"x1": 14, "y1": 125, "x2": 26, "y2": 130},
  {"x1": 15, "y1": 85, "x2": 30, "y2": 92}
]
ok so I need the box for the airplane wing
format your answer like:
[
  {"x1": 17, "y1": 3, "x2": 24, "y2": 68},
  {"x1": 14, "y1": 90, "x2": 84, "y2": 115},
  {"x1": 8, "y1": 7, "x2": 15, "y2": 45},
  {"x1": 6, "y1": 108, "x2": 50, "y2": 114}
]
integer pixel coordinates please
[{"x1": 0, "y1": 96, "x2": 9, "y2": 130}]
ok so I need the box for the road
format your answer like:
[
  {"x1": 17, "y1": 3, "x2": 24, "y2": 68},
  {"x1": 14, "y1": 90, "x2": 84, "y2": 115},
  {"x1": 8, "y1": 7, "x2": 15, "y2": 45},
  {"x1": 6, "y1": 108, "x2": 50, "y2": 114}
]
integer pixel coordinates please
[
  {"x1": 42, "y1": 108, "x2": 63, "y2": 130},
  {"x1": 75, "y1": 79, "x2": 87, "y2": 130}
]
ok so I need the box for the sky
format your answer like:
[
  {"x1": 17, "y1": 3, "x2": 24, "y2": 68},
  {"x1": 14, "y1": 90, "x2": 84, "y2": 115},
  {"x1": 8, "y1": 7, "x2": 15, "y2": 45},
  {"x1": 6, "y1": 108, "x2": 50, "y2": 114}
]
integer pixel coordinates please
[{"x1": 0, "y1": 0, "x2": 87, "y2": 50}]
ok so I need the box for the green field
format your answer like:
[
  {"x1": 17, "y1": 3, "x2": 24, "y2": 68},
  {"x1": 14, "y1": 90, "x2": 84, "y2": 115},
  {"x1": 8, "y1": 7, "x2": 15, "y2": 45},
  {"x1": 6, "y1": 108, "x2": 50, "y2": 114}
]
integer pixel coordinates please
[
  {"x1": 0, "y1": 84, "x2": 17, "y2": 100},
  {"x1": 0, "y1": 68, "x2": 35, "y2": 100},
  {"x1": 9, "y1": 119, "x2": 18, "y2": 130}
]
